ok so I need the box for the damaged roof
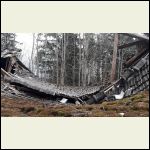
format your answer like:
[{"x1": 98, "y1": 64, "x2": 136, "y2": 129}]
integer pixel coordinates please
[
  {"x1": 7, "y1": 75, "x2": 100, "y2": 99},
  {"x1": 1, "y1": 49, "x2": 33, "y2": 73},
  {"x1": 1, "y1": 49, "x2": 18, "y2": 58}
]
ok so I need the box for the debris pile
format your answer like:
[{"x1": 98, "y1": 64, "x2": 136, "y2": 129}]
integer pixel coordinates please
[{"x1": 1, "y1": 80, "x2": 21, "y2": 97}]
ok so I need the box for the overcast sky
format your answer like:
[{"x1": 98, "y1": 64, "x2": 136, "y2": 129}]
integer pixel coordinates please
[{"x1": 16, "y1": 33, "x2": 33, "y2": 67}]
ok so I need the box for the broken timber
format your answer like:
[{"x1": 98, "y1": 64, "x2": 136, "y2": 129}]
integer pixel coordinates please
[
  {"x1": 1, "y1": 68, "x2": 13, "y2": 78},
  {"x1": 121, "y1": 33, "x2": 149, "y2": 41},
  {"x1": 118, "y1": 40, "x2": 145, "y2": 49},
  {"x1": 125, "y1": 49, "x2": 149, "y2": 68}
]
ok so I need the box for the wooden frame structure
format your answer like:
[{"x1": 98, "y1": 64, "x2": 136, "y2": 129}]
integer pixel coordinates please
[{"x1": 110, "y1": 33, "x2": 149, "y2": 83}]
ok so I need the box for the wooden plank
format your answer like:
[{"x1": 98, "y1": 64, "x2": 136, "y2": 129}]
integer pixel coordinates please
[
  {"x1": 110, "y1": 33, "x2": 119, "y2": 82},
  {"x1": 1, "y1": 68, "x2": 13, "y2": 78},
  {"x1": 16, "y1": 57, "x2": 33, "y2": 73},
  {"x1": 104, "y1": 78, "x2": 121, "y2": 93},
  {"x1": 121, "y1": 33, "x2": 149, "y2": 41},
  {"x1": 125, "y1": 49, "x2": 149, "y2": 68},
  {"x1": 118, "y1": 40, "x2": 145, "y2": 49},
  {"x1": 5, "y1": 57, "x2": 10, "y2": 71},
  {"x1": 6, "y1": 58, "x2": 12, "y2": 73}
]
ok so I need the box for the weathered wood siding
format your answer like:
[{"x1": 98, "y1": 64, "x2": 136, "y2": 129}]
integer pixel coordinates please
[{"x1": 124, "y1": 53, "x2": 149, "y2": 96}]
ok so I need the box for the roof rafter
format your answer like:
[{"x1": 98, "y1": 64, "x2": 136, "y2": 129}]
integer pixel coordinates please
[
  {"x1": 120, "y1": 33, "x2": 149, "y2": 41},
  {"x1": 118, "y1": 40, "x2": 145, "y2": 49}
]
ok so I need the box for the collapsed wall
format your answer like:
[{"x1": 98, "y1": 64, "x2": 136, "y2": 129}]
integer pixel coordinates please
[
  {"x1": 123, "y1": 52, "x2": 149, "y2": 96},
  {"x1": 104, "y1": 51, "x2": 149, "y2": 97}
]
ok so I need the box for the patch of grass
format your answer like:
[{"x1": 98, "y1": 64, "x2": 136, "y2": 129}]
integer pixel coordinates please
[
  {"x1": 132, "y1": 102, "x2": 149, "y2": 111},
  {"x1": 21, "y1": 107, "x2": 35, "y2": 113},
  {"x1": 90, "y1": 111, "x2": 105, "y2": 117},
  {"x1": 75, "y1": 106, "x2": 83, "y2": 109},
  {"x1": 85, "y1": 106, "x2": 94, "y2": 111},
  {"x1": 50, "y1": 109, "x2": 72, "y2": 117},
  {"x1": 38, "y1": 110, "x2": 51, "y2": 116},
  {"x1": 36, "y1": 108, "x2": 43, "y2": 113},
  {"x1": 1, "y1": 108, "x2": 25, "y2": 117},
  {"x1": 1, "y1": 90, "x2": 149, "y2": 117}
]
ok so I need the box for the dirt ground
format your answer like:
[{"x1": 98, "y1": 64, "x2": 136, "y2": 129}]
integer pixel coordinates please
[{"x1": 1, "y1": 90, "x2": 149, "y2": 117}]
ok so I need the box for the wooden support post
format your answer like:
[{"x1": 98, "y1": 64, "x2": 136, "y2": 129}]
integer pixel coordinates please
[{"x1": 110, "y1": 33, "x2": 119, "y2": 83}]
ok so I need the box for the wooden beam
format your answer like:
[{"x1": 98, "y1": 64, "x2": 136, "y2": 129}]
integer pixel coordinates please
[
  {"x1": 6, "y1": 57, "x2": 13, "y2": 73},
  {"x1": 121, "y1": 33, "x2": 149, "y2": 41},
  {"x1": 125, "y1": 49, "x2": 149, "y2": 68},
  {"x1": 110, "y1": 33, "x2": 119, "y2": 83},
  {"x1": 5, "y1": 57, "x2": 10, "y2": 71},
  {"x1": 118, "y1": 40, "x2": 145, "y2": 49},
  {"x1": 16, "y1": 57, "x2": 33, "y2": 74},
  {"x1": 1, "y1": 68, "x2": 13, "y2": 78}
]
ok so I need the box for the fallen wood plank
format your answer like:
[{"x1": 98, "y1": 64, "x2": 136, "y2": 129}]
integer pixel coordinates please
[
  {"x1": 16, "y1": 57, "x2": 33, "y2": 74},
  {"x1": 125, "y1": 49, "x2": 149, "y2": 68},
  {"x1": 1, "y1": 68, "x2": 13, "y2": 78}
]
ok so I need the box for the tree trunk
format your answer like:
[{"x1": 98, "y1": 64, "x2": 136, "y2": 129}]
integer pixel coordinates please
[
  {"x1": 110, "y1": 33, "x2": 119, "y2": 83},
  {"x1": 56, "y1": 34, "x2": 59, "y2": 87},
  {"x1": 31, "y1": 33, "x2": 35, "y2": 73},
  {"x1": 78, "y1": 34, "x2": 81, "y2": 86},
  {"x1": 44, "y1": 34, "x2": 48, "y2": 81},
  {"x1": 36, "y1": 35, "x2": 39, "y2": 77},
  {"x1": 73, "y1": 35, "x2": 76, "y2": 86},
  {"x1": 82, "y1": 33, "x2": 89, "y2": 87},
  {"x1": 61, "y1": 33, "x2": 66, "y2": 86},
  {"x1": 120, "y1": 50, "x2": 123, "y2": 76},
  {"x1": 118, "y1": 48, "x2": 121, "y2": 79}
]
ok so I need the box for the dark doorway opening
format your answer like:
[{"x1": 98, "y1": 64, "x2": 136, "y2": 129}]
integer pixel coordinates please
[
  {"x1": 10, "y1": 63, "x2": 16, "y2": 74},
  {"x1": 1, "y1": 57, "x2": 10, "y2": 71}
]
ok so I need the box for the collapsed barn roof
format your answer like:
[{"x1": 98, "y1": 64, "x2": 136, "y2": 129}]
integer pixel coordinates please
[
  {"x1": 1, "y1": 33, "x2": 149, "y2": 104},
  {"x1": 1, "y1": 49, "x2": 100, "y2": 101},
  {"x1": 7, "y1": 75, "x2": 100, "y2": 99}
]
